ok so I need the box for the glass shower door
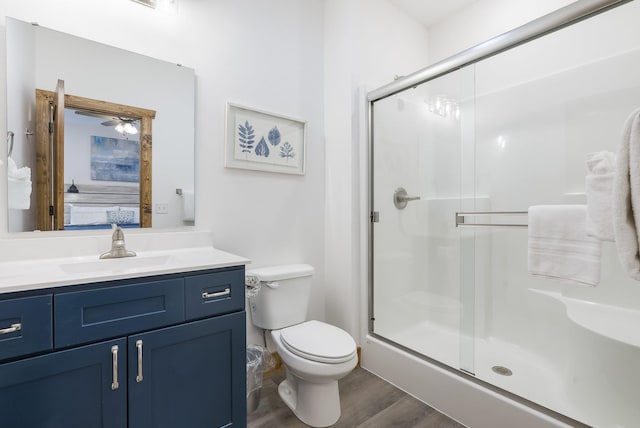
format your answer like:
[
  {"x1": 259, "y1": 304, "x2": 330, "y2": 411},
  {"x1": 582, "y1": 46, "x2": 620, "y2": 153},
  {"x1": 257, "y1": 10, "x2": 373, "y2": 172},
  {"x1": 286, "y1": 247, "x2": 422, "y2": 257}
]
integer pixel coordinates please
[{"x1": 370, "y1": 65, "x2": 475, "y2": 372}]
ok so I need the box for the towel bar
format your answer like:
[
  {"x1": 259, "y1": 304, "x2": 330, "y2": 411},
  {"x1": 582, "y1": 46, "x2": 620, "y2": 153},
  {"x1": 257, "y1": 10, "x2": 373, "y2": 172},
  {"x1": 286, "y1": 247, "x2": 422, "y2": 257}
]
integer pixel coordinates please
[{"x1": 455, "y1": 211, "x2": 528, "y2": 228}]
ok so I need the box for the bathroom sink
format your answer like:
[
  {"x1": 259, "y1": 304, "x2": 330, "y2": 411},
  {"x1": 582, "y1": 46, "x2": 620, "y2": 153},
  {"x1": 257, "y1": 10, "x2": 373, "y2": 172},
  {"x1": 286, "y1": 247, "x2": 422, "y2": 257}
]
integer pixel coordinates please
[{"x1": 59, "y1": 254, "x2": 173, "y2": 275}]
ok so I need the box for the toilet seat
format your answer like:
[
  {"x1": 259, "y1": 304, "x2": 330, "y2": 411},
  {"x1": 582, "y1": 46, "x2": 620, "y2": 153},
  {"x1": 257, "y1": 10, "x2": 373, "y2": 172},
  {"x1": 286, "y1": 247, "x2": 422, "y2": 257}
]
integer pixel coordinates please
[{"x1": 280, "y1": 320, "x2": 356, "y2": 364}]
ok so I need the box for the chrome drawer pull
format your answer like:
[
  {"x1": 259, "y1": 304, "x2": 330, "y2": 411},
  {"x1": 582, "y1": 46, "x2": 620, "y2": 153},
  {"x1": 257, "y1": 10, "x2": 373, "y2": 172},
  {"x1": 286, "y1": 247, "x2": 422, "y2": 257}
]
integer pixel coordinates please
[
  {"x1": 0, "y1": 323, "x2": 21, "y2": 335},
  {"x1": 136, "y1": 340, "x2": 143, "y2": 383},
  {"x1": 111, "y1": 345, "x2": 119, "y2": 390},
  {"x1": 202, "y1": 288, "x2": 231, "y2": 300}
]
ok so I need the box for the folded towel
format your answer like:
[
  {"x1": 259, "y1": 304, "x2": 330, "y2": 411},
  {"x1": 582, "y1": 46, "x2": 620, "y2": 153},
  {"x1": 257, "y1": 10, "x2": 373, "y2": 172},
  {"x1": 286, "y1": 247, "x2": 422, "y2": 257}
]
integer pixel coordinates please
[
  {"x1": 182, "y1": 189, "x2": 194, "y2": 222},
  {"x1": 7, "y1": 156, "x2": 30, "y2": 180},
  {"x1": 8, "y1": 176, "x2": 31, "y2": 210},
  {"x1": 613, "y1": 108, "x2": 640, "y2": 280},
  {"x1": 585, "y1": 151, "x2": 616, "y2": 241},
  {"x1": 528, "y1": 205, "x2": 602, "y2": 286},
  {"x1": 7, "y1": 156, "x2": 32, "y2": 210}
]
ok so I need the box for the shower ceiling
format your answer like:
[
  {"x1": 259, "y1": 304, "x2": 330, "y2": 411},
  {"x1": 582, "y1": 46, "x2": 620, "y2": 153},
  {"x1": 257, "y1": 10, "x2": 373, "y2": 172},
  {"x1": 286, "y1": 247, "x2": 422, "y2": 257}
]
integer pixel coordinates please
[{"x1": 390, "y1": 0, "x2": 478, "y2": 27}]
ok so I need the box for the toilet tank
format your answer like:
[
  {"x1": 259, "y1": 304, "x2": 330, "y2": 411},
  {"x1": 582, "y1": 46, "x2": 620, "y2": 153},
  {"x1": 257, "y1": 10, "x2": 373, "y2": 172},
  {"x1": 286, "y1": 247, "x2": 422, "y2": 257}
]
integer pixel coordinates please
[{"x1": 246, "y1": 264, "x2": 314, "y2": 330}]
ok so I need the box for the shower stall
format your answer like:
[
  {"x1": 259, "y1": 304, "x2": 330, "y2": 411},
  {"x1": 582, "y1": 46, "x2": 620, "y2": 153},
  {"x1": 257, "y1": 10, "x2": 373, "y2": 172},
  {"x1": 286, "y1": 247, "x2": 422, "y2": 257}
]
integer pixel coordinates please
[{"x1": 367, "y1": 1, "x2": 640, "y2": 427}]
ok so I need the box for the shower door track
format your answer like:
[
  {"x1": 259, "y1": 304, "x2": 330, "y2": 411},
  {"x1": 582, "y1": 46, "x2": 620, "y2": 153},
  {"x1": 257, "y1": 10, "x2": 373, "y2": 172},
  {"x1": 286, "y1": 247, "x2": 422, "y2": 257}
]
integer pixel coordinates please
[{"x1": 365, "y1": 332, "x2": 587, "y2": 426}]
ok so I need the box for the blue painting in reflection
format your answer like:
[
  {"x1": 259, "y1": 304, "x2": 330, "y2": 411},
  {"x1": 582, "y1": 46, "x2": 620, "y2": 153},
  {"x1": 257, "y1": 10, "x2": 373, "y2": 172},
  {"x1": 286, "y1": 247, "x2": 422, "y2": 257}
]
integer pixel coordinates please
[{"x1": 90, "y1": 136, "x2": 140, "y2": 182}]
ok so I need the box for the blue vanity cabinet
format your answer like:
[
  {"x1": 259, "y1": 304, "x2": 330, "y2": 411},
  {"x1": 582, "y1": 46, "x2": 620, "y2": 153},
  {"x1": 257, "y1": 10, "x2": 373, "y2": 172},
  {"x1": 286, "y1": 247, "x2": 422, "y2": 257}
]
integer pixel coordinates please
[
  {"x1": 0, "y1": 266, "x2": 247, "y2": 428},
  {"x1": 128, "y1": 312, "x2": 246, "y2": 428},
  {"x1": 0, "y1": 338, "x2": 127, "y2": 427},
  {"x1": 0, "y1": 294, "x2": 52, "y2": 361}
]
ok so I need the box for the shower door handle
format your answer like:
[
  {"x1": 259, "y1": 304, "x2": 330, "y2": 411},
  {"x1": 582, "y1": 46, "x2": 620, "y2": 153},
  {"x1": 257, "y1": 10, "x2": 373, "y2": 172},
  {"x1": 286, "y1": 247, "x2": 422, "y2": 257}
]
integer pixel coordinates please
[{"x1": 393, "y1": 188, "x2": 421, "y2": 209}]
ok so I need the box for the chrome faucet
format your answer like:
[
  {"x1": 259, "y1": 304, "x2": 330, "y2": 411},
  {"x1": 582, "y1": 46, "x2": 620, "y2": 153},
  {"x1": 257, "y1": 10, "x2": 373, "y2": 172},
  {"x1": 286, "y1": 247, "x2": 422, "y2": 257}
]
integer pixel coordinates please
[{"x1": 100, "y1": 224, "x2": 137, "y2": 259}]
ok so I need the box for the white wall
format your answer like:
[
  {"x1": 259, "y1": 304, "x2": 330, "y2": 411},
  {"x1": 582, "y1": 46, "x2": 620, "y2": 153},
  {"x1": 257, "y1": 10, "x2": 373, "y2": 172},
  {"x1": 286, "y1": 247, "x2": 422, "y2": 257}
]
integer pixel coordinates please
[
  {"x1": 323, "y1": 0, "x2": 431, "y2": 342},
  {"x1": 427, "y1": 0, "x2": 576, "y2": 64},
  {"x1": 0, "y1": 0, "x2": 326, "y2": 348},
  {"x1": 6, "y1": 17, "x2": 36, "y2": 232}
]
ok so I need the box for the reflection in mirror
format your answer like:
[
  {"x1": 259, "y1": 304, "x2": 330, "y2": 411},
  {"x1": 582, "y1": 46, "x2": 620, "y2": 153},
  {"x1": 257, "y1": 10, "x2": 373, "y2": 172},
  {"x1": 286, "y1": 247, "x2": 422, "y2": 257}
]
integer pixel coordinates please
[
  {"x1": 65, "y1": 111, "x2": 142, "y2": 231},
  {"x1": 34, "y1": 86, "x2": 155, "y2": 230},
  {"x1": 6, "y1": 17, "x2": 195, "y2": 233}
]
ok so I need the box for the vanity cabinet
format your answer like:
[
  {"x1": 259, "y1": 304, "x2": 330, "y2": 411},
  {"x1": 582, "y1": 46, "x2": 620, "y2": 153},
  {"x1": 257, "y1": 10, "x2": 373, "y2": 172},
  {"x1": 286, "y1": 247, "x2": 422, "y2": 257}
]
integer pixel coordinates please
[
  {"x1": 0, "y1": 266, "x2": 246, "y2": 428},
  {"x1": 0, "y1": 338, "x2": 127, "y2": 427}
]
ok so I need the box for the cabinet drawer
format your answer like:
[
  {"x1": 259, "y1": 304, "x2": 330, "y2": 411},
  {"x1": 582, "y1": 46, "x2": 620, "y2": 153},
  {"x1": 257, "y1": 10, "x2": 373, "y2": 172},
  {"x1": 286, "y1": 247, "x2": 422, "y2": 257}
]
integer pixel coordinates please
[
  {"x1": 185, "y1": 269, "x2": 244, "y2": 320},
  {"x1": 55, "y1": 278, "x2": 184, "y2": 348},
  {"x1": 0, "y1": 295, "x2": 52, "y2": 361}
]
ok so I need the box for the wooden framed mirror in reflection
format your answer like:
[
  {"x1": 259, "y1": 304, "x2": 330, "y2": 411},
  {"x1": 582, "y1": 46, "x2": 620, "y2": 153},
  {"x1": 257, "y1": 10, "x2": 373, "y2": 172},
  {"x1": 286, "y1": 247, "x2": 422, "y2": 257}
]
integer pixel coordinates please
[
  {"x1": 35, "y1": 81, "x2": 156, "y2": 231},
  {"x1": 6, "y1": 17, "x2": 195, "y2": 233}
]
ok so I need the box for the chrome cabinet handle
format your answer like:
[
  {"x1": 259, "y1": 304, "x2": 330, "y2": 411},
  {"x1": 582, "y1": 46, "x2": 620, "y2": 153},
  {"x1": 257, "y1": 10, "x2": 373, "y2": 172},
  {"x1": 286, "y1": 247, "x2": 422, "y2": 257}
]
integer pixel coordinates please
[
  {"x1": 111, "y1": 345, "x2": 119, "y2": 390},
  {"x1": 393, "y1": 188, "x2": 421, "y2": 209},
  {"x1": 202, "y1": 288, "x2": 231, "y2": 300},
  {"x1": 136, "y1": 340, "x2": 143, "y2": 383},
  {"x1": 0, "y1": 323, "x2": 21, "y2": 335}
]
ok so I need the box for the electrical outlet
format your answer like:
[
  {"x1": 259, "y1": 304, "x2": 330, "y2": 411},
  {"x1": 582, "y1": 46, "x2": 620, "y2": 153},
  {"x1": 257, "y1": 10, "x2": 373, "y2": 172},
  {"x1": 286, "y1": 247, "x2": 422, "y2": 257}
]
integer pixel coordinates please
[{"x1": 155, "y1": 203, "x2": 169, "y2": 214}]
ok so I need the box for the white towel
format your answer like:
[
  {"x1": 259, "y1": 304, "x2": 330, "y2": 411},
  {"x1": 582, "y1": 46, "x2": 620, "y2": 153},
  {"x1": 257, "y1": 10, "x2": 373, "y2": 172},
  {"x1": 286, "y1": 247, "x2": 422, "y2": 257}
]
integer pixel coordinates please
[
  {"x1": 8, "y1": 176, "x2": 31, "y2": 210},
  {"x1": 585, "y1": 151, "x2": 616, "y2": 241},
  {"x1": 613, "y1": 108, "x2": 640, "y2": 280},
  {"x1": 182, "y1": 190, "x2": 195, "y2": 222},
  {"x1": 528, "y1": 205, "x2": 601, "y2": 286},
  {"x1": 7, "y1": 156, "x2": 32, "y2": 210}
]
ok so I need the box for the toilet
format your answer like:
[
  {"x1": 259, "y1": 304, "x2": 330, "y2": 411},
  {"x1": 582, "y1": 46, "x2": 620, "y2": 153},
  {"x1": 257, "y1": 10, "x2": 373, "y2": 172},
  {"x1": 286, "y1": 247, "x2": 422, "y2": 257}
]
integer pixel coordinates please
[{"x1": 246, "y1": 264, "x2": 357, "y2": 427}]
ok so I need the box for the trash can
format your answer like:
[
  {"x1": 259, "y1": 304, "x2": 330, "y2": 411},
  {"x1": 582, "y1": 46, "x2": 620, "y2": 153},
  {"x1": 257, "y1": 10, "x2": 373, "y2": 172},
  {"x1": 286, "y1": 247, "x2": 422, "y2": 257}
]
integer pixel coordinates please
[{"x1": 247, "y1": 346, "x2": 265, "y2": 412}]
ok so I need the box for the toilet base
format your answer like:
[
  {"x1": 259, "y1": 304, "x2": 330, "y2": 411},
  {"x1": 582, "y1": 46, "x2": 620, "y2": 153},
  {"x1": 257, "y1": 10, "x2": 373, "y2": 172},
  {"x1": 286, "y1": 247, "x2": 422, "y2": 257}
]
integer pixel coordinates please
[{"x1": 278, "y1": 371, "x2": 341, "y2": 427}]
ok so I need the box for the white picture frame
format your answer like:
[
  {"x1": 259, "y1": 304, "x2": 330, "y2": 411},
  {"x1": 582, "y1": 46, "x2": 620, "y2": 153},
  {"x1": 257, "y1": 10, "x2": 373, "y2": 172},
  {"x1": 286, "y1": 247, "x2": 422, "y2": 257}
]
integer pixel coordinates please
[{"x1": 225, "y1": 103, "x2": 307, "y2": 175}]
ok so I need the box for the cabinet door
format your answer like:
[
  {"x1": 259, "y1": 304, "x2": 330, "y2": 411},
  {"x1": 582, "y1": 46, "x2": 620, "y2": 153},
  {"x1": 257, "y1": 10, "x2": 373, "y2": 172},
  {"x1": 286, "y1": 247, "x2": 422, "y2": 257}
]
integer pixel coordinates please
[
  {"x1": 0, "y1": 338, "x2": 127, "y2": 428},
  {"x1": 129, "y1": 312, "x2": 246, "y2": 428}
]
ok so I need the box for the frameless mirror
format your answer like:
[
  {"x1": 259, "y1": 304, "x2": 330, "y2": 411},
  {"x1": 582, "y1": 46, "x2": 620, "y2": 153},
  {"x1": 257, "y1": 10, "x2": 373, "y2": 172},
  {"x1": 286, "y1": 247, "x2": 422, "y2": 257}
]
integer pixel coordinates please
[{"x1": 6, "y1": 17, "x2": 195, "y2": 232}]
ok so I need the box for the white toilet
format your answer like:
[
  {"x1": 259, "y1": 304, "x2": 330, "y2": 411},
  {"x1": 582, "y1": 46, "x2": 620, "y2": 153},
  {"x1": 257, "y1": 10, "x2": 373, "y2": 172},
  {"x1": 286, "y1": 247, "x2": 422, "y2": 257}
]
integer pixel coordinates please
[{"x1": 246, "y1": 264, "x2": 357, "y2": 427}]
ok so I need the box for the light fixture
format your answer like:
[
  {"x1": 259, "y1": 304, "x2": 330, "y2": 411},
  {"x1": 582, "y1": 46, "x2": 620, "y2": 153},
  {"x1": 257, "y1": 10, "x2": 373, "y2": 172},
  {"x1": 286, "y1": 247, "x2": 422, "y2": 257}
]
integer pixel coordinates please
[
  {"x1": 130, "y1": 0, "x2": 157, "y2": 8},
  {"x1": 426, "y1": 95, "x2": 461, "y2": 120},
  {"x1": 130, "y1": 0, "x2": 178, "y2": 13},
  {"x1": 115, "y1": 121, "x2": 138, "y2": 136},
  {"x1": 123, "y1": 122, "x2": 138, "y2": 135}
]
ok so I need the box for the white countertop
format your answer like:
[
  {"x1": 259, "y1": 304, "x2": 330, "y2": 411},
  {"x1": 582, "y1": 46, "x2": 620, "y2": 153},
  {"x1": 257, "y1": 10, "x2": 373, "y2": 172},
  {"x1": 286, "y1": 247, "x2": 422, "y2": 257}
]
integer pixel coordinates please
[{"x1": 0, "y1": 246, "x2": 250, "y2": 294}]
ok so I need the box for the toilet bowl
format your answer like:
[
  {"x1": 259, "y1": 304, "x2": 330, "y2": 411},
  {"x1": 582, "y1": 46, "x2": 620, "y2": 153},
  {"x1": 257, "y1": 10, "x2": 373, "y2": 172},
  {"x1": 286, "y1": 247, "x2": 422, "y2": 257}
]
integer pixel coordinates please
[
  {"x1": 246, "y1": 264, "x2": 358, "y2": 427},
  {"x1": 272, "y1": 321, "x2": 357, "y2": 427}
]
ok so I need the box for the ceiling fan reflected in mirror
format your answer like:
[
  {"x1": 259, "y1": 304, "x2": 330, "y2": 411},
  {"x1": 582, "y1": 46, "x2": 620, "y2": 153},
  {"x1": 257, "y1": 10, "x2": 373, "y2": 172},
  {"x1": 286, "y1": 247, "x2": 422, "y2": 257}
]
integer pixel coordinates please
[{"x1": 74, "y1": 110, "x2": 139, "y2": 136}]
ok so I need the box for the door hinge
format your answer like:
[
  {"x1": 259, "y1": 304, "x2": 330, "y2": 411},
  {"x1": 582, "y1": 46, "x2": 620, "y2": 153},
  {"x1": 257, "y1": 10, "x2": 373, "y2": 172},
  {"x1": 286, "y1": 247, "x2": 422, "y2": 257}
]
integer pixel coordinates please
[
  {"x1": 48, "y1": 122, "x2": 53, "y2": 134},
  {"x1": 370, "y1": 211, "x2": 379, "y2": 223},
  {"x1": 49, "y1": 205, "x2": 54, "y2": 216}
]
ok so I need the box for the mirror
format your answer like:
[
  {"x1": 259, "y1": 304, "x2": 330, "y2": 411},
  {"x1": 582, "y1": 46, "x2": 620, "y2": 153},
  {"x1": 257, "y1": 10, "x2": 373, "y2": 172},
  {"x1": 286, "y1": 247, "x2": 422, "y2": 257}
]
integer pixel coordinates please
[{"x1": 6, "y1": 17, "x2": 195, "y2": 232}]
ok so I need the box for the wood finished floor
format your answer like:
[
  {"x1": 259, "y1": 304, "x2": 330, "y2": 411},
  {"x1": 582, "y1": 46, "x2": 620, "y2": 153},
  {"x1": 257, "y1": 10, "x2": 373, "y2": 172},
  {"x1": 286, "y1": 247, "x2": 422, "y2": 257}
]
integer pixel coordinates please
[{"x1": 248, "y1": 368, "x2": 467, "y2": 428}]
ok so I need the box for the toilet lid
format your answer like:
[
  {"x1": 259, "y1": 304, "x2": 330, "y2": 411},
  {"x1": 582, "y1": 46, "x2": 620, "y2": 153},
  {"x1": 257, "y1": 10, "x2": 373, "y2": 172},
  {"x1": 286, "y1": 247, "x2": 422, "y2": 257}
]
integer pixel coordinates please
[{"x1": 280, "y1": 320, "x2": 356, "y2": 364}]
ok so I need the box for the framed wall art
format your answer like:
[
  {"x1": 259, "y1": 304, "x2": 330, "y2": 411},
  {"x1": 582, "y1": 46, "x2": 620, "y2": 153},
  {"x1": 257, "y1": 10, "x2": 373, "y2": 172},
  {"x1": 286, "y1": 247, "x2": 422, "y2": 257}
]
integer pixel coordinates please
[
  {"x1": 90, "y1": 135, "x2": 140, "y2": 182},
  {"x1": 225, "y1": 103, "x2": 306, "y2": 175}
]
